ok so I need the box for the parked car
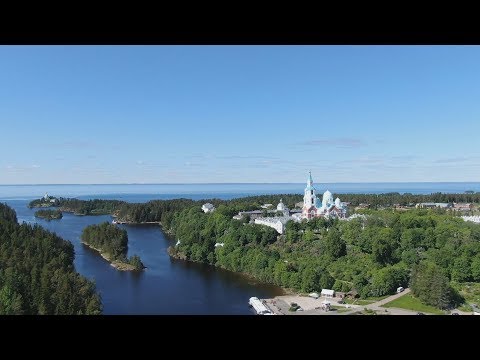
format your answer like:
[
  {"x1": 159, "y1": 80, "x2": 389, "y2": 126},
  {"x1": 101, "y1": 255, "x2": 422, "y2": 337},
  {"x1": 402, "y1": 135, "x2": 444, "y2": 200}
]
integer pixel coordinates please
[{"x1": 416, "y1": 312, "x2": 425, "y2": 315}]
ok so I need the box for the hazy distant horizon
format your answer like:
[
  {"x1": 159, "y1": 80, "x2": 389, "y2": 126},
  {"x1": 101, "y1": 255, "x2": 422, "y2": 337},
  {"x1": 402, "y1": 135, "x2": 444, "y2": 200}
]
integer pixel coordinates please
[
  {"x1": 2, "y1": 182, "x2": 480, "y2": 200},
  {"x1": 1, "y1": 181, "x2": 479, "y2": 186}
]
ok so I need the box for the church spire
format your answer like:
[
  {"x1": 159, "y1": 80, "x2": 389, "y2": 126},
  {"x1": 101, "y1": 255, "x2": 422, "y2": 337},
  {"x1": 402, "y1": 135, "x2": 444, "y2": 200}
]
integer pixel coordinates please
[{"x1": 307, "y1": 171, "x2": 313, "y2": 187}]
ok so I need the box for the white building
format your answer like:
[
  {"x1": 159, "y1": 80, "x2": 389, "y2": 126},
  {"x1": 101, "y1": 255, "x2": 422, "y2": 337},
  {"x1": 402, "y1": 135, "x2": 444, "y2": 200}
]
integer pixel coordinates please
[
  {"x1": 201, "y1": 203, "x2": 216, "y2": 213},
  {"x1": 416, "y1": 202, "x2": 451, "y2": 209},
  {"x1": 462, "y1": 215, "x2": 480, "y2": 224},
  {"x1": 321, "y1": 289, "x2": 335, "y2": 298},
  {"x1": 276, "y1": 199, "x2": 290, "y2": 217},
  {"x1": 302, "y1": 172, "x2": 347, "y2": 220},
  {"x1": 291, "y1": 212, "x2": 303, "y2": 222},
  {"x1": 254, "y1": 216, "x2": 290, "y2": 234}
]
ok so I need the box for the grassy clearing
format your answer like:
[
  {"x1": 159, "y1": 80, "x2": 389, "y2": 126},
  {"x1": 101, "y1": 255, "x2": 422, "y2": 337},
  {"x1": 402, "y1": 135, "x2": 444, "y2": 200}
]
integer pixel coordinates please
[
  {"x1": 344, "y1": 295, "x2": 389, "y2": 306},
  {"x1": 366, "y1": 295, "x2": 390, "y2": 301},
  {"x1": 345, "y1": 299, "x2": 375, "y2": 305},
  {"x1": 382, "y1": 293, "x2": 444, "y2": 314},
  {"x1": 458, "y1": 304, "x2": 473, "y2": 312},
  {"x1": 330, "y1": 305, "x2": 350, "y2": 313}
]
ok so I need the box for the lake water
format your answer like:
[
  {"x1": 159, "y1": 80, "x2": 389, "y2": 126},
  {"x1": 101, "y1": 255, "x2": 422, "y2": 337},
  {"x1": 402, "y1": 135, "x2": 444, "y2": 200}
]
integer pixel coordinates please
[
  {"x1": 1, "y1": 182, "x2": 479, "y2": 314},
  {"x1": 1, "y1": 182, "x2": 479, "y2": 201}
]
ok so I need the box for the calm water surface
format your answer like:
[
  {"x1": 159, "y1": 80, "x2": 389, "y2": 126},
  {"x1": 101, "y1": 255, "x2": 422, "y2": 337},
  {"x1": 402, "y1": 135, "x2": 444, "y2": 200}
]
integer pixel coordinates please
[{"x1": 6, "y1": 195, "x2": 285, "y2": 315}]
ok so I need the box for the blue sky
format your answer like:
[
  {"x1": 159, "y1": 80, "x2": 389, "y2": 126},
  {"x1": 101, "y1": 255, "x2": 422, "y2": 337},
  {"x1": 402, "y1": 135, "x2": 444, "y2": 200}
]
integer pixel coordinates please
[{"x1": 1, "y1": 45, "x2": 479, "y2": 184}]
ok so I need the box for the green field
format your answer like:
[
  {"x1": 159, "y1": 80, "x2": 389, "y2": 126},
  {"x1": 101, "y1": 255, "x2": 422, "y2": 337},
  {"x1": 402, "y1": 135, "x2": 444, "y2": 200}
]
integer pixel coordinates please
[
  {"x1": 345, "y1": 295, "x2": 389, "y2": 306},
  {"x1": 458, "y1": 304, "x2": 473, "y2": 312},
  {"x1": 330, "y1": 305, "x2": 350, "y2": 313},
  {"x1": 381, "y1": 293, "x2": 444, "y2": 314}
]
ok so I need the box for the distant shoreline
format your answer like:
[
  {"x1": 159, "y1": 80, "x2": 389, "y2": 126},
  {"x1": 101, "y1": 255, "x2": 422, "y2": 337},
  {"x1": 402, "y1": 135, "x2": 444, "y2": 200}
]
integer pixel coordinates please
[{"x1": 1, "y1": 181, "x2": 479, "y2": 186}]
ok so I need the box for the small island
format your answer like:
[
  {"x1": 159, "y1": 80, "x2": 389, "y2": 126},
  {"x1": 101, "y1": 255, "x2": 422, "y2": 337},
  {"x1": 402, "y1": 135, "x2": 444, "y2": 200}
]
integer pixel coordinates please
[
  {"x1": 81, "y1": 222, "x2": 145, "y2": 271},
  {"x1": 28, "y1": 193, "x2": 59, "y2": 208},
  {"x1": 34, "y1": 209, "x2": 63, "y2": 220}
]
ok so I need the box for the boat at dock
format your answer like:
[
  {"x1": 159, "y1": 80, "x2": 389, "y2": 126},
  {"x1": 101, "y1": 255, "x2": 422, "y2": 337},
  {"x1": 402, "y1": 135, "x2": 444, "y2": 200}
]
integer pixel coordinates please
[
  {"x1": 248, "y1": 297, "x2": 274, "y2": 315},
  {"x1": 112, "y1": 219, "x2": 127, "y2": 225}
]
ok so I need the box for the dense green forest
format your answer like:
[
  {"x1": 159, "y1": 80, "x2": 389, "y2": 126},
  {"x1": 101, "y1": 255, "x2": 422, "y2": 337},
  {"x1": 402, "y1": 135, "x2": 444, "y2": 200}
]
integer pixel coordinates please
[
  {"x1": 34, "y1": 209, "x2": 63, "y2": 220},
  {"x1": 24, "y1": 192, "x2": 480, "y2": 310},
  {"x1": 57, "y1": 198, "x2": 126, "y2": 215},
  {"x1": 167, "y1": 205, "x2": 480, "y2": 309},
  {"x1": 29, "y1": 191, "x2": 480, "y2": 223},
  {"x1": 81, "y1": 222, "x2": 144, "y2": 270},
  {"x1": 0, "y1": 203, "x2": 102, "y2": 314},
  {"x1": 29, "y1": 197, "x2": 126, "y2": 215}
]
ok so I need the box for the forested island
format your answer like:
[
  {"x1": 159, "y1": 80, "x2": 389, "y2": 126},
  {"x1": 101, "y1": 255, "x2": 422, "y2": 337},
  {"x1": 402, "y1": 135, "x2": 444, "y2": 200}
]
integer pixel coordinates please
[
  {"x1": 34, "y1": 209, "x2": 63, "y2": 220},
  {"x1": 0, "y1": 203, "x2": 102, "y2": 314},
  {"x1": 28, "y1": 195, "x2": 59, "y2": 208},
  {"x1": 26, "y1": 191, "x2": 480, "y2": 312},
  {"x1": 29, "y1": 197, "x2": 126, "y2": 215},
  {"x1": 81, "y1": 222, "x2": 145, "y2": 271}
]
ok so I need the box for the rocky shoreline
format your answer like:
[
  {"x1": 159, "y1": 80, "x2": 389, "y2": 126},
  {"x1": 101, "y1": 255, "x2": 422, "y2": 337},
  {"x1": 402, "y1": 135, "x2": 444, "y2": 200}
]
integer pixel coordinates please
[{"x1": 82, "y1": 241, "x2": 140, "y2": 271}]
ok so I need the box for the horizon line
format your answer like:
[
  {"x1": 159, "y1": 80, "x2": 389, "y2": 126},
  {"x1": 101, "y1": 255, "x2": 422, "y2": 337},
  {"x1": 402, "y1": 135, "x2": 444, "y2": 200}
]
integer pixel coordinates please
[{"x1": 0, "y1": 181, "x2": 478, "y2": 186}]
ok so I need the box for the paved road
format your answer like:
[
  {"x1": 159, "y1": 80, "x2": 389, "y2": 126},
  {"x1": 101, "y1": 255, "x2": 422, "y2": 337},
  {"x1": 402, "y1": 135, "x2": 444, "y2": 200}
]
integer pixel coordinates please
[
  {"x1": 371, "y1": 288, "x2": 411, "y2": 306},
  {"x1": 365, "y1": 289, "x2": 472, "y2": 315},
  {"x1": 341, "y1": 288, "x2": 421, "y2": 315},
  {"x1": 344, "y1": 288, "x2": 469, "y2": 315}
]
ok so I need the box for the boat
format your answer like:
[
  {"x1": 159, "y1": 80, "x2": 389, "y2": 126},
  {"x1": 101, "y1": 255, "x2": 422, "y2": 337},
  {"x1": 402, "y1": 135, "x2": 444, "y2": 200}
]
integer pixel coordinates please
[{"x1": 248, "y1": 297, "x2": 274, "y2": 315}]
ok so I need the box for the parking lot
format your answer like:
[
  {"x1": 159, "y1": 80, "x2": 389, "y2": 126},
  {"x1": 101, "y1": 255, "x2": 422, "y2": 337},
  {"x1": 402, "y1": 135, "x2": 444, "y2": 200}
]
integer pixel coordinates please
[{"x1": 262, "y1": 294, "x2": 358, "y2": 315}]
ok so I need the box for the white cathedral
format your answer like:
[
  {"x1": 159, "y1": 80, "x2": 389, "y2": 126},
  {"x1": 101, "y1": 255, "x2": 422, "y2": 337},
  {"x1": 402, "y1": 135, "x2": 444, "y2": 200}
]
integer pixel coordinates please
[{"x1": 302, "y1": 171, "x2": 347, "y2": 219}]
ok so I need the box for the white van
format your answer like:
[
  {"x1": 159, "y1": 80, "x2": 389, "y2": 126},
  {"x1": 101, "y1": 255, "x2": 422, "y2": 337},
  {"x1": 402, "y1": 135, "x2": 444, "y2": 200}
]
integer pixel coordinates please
[{"x1": 397, "y1": 287, "x2": 404, "y2": 293}]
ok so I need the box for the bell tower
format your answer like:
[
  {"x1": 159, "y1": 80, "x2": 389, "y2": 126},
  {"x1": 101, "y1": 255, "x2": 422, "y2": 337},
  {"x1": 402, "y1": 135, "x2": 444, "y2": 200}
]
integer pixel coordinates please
[{"x1": 303, "y1": 171, "x2": 317, "y2": 214}]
